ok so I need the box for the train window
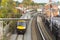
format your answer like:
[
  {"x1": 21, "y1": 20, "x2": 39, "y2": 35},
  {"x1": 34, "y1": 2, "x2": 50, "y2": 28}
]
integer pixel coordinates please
[{"x1": 17, "y1": 22, "x2": 26, "y2": 27}]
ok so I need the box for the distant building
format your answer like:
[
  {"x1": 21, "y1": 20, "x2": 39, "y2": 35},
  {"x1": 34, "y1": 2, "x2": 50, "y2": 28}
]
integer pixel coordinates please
[{"x1": 44, "y1": 3, "x2": 59, "y2": 17}]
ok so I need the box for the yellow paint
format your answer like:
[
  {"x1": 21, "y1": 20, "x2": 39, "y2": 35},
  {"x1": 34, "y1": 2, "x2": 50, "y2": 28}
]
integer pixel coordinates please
[
  {"x1": 18, "y1": 20, "x2": 25, "y2": 22},
  {"x1": 17, "y1": 26, "x2": 25, "y2": 29}
]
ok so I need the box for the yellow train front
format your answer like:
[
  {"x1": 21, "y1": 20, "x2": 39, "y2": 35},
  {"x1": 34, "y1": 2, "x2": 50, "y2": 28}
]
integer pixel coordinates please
[{"x1": 16, "y1": 20, "x2": 27, "y2": 34}]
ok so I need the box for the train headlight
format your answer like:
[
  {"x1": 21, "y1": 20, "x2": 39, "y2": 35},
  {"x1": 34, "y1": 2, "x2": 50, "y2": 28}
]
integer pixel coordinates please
[
  {"x1": 23, "y1": 27, "x2": 26, "y2": 29},
  {"x1": 17, "y1": 26, "x2": 26, "y2": 29}
]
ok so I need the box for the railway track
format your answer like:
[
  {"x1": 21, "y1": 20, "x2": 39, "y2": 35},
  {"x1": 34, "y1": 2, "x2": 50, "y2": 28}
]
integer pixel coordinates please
[
  {"x1": 37, "y1": 16, "x2": 56, "y2": 40},
  {"x1": 17, "y1": 35, "x2": 24, "y2": 40},
  {"x1": 9, "y1": 34, "x2": 24, "y2": 40},
  {"x1": 31, "y1": 15, "x2": 43, "y2": 40},
  {"x1": 9, "y1": 17, "x2": 32, "y2": 40}
]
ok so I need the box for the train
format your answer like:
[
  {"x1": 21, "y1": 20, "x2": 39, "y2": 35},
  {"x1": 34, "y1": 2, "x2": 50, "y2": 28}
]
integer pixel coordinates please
[{"x1": 16, "y1": 20, "x2": 27, "y2": 34}]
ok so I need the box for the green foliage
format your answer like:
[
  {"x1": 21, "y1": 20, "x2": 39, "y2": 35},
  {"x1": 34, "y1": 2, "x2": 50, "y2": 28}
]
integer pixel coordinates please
[
  {"x1": 57, "y1": 1, "x2": 60, "y2": 4},
  {"x1": 0, "y1": 0, "x2": 21, "y2": 18},
  {"x1": 22, "y1": 0, "x2": 32, "y2": 6},
  {"x1": 39, "y1": 3, "x2": 46, "y2": 6},
  {"x1": 0, "y1": 0, "x2": 2, "y2": 6},
  {"x1": 22, "y1": 0, "x2": 45, "y2": 6},
  {"x1": 30, "y1": 1, "x2": 35, "y2": 5}
]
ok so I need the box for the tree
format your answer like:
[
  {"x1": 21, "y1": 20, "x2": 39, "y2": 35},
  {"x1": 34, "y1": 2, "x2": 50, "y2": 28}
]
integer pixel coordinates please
[
  {"x1": 57, "y1": 1, "x2": 60, "y2": 4},
  {"x1": 22, "y1": 0, "x2": 32, "y2": 6},
  {"x1": 0, "y1": 0, "x2": 18, "y2": 18},
  {"x1": 0, "y1": 0, "x2": 2, "y2": 6},
  {"x1": 30, "y1": 1, "x2": 35, "y2": 5}
]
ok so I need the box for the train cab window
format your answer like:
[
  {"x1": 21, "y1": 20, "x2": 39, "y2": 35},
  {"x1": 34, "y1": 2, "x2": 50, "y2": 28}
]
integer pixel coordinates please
[{"x1": 17, "y1": 22, "x2": 26, "y2": 26}]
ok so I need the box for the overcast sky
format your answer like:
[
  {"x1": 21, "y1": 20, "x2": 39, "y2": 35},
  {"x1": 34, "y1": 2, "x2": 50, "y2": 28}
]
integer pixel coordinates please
[{"x1": 14, "y1": 0, "x2": 59, "y2": 3}]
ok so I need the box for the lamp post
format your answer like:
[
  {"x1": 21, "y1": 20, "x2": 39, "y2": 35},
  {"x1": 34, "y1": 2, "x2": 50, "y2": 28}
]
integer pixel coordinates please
[{"x1": 49, "y1": 0, "x2": 53, "y2": 31}]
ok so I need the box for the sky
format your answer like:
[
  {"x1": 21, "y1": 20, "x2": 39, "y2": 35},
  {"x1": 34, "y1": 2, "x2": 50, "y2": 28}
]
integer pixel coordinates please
[
  {"x1": 14, "y1": 0, "x2": 59, "y2": 3},
  {"x1": 33, "y1": 0, "x2": 59, "y2": 3}
]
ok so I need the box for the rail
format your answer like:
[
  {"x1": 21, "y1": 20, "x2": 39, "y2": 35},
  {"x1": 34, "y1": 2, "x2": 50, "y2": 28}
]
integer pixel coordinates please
[
  {"x1": 37, "y1": 16, "x2": 56, "y2": 40},
  {"x1": 36, "y1": 16, "x2": 45, "y2": 40},
  {"x1": 9, "y1": 34, "x2": 24, "y2": 40}
]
